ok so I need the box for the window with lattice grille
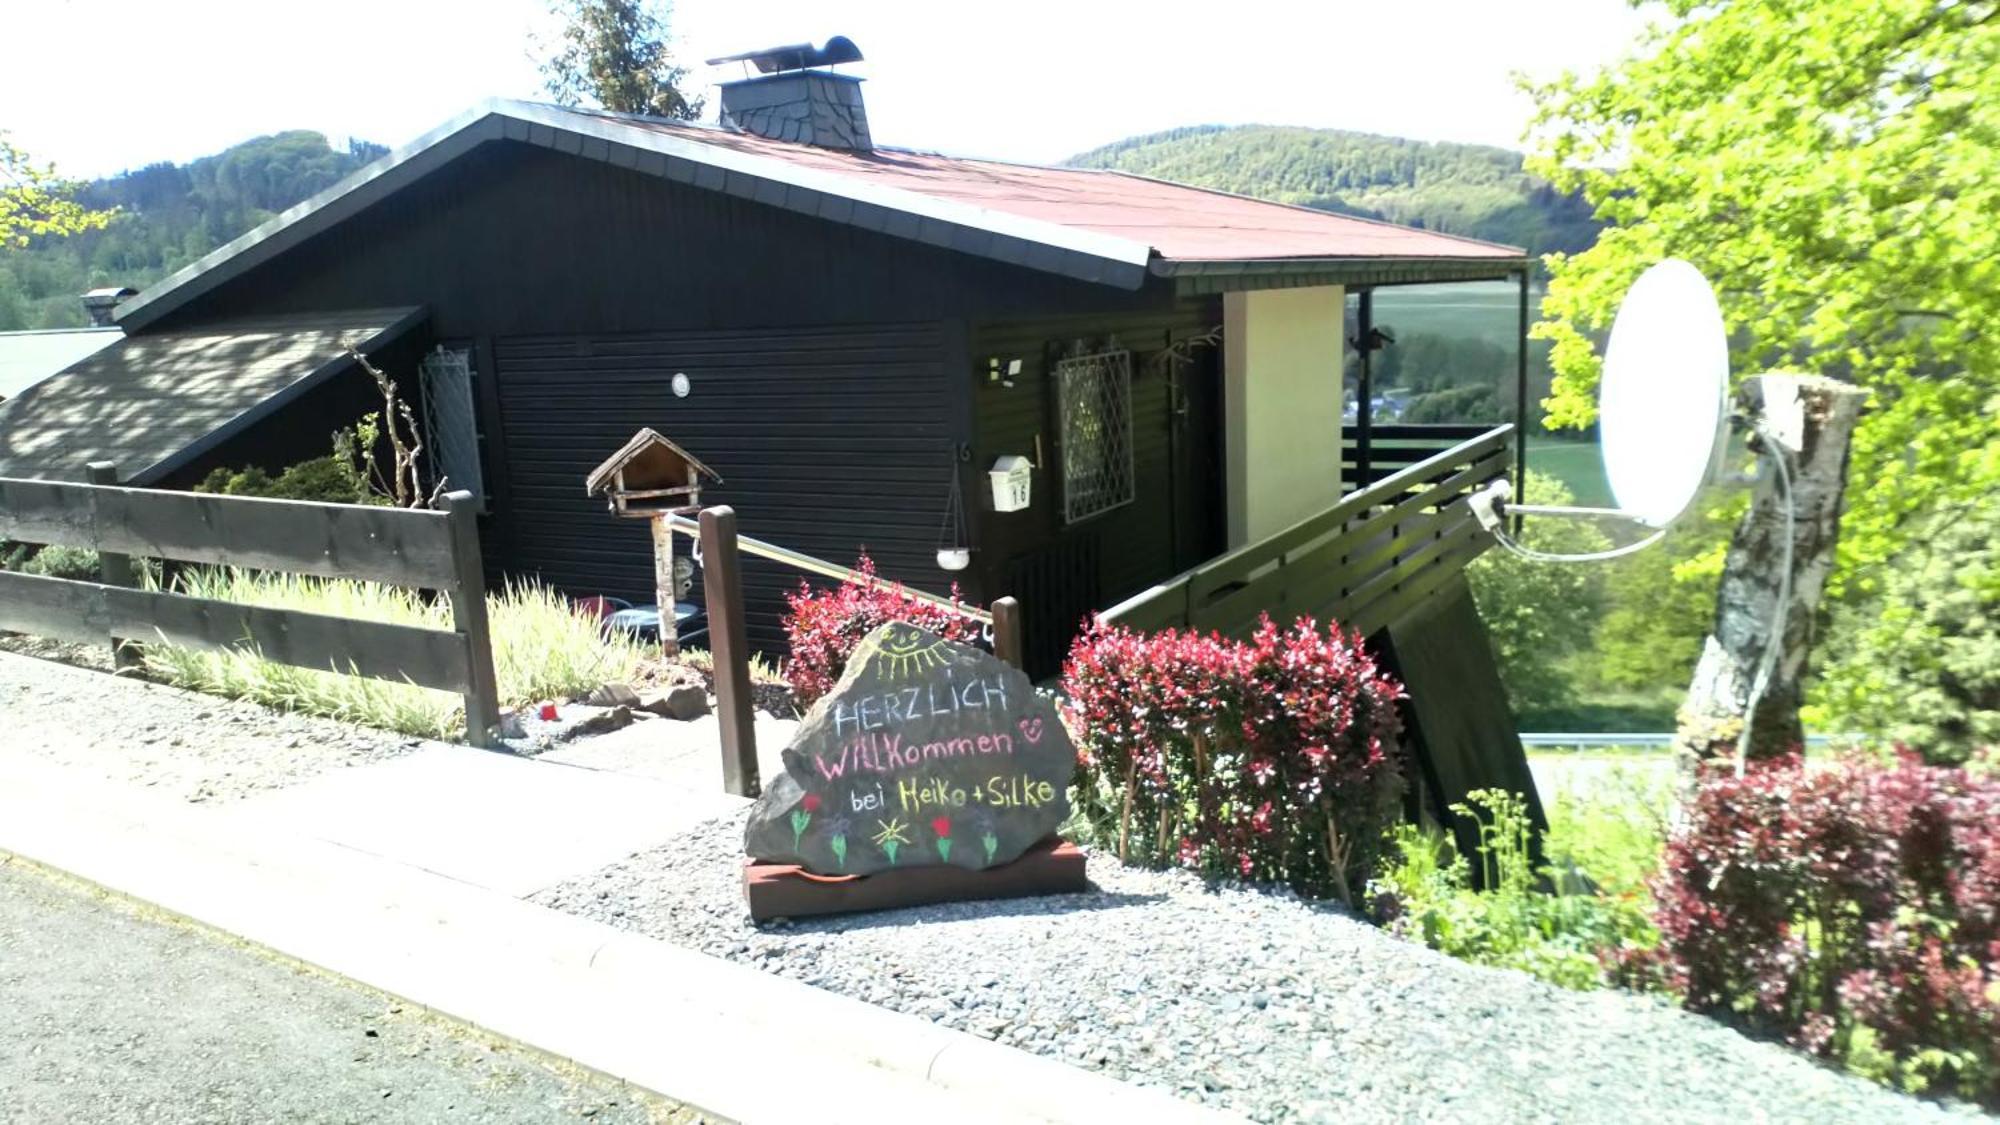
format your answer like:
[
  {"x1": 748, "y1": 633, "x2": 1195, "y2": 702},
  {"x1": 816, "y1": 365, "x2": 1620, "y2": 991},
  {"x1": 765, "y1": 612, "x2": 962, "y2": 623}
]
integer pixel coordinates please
[
  {"x1": 1054, "y1": 349, "x2": 1134, "y2": 524},
  {"x1": 419, "y1": 346, "x2": 484, "y2": 501}
]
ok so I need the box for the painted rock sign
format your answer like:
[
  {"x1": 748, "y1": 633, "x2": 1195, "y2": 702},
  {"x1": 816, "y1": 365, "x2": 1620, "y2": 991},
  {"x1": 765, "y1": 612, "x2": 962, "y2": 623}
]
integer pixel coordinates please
[{"x1": 745, "y1": 622, "x2": 1073, "y2": 876}]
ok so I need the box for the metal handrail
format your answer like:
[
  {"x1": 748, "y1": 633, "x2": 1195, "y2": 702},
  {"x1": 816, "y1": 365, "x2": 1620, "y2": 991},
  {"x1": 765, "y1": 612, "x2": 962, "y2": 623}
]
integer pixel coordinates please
[{"x1": 663, "y1": 513, "x2": 993, "y2": 625}]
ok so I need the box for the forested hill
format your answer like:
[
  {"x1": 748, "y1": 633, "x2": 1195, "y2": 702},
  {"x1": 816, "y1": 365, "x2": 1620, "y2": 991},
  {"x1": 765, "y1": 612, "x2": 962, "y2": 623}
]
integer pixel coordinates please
[
  {"x1": 1068, "y1": 124, "x2": 1600, "y2": 257},
  {"x1": 0, "y1": 131, "x2": 386, "y2": 330}
]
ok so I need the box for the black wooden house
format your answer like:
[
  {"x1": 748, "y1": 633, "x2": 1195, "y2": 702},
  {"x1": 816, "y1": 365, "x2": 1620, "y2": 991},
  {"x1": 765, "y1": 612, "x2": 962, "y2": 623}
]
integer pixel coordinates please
[{"x1": 0, "y1": 56, "x2": 1529, "y2": 670}]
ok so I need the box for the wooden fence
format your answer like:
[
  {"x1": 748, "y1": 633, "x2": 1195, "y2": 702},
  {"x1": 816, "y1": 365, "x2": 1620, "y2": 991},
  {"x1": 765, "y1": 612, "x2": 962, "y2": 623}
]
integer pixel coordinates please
[
  {"x1": 0, "y1": 464, "x2": 500, "y2": 746},
  {"x1": 1103, "y1": 425, "x2": 1513, "y2": 640}
]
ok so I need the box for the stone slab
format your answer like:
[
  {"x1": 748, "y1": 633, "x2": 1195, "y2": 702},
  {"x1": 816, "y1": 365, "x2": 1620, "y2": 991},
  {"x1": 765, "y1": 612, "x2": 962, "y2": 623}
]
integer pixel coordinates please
[{"x1": 744, "y1": 837, "x2": 1088, "y2": 921}]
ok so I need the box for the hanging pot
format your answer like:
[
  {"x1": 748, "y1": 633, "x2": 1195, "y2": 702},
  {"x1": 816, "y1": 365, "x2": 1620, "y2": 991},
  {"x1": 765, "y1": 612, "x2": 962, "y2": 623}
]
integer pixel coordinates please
[{"x1": 936, "y1": 547, "x2": 972, "y2": 571}]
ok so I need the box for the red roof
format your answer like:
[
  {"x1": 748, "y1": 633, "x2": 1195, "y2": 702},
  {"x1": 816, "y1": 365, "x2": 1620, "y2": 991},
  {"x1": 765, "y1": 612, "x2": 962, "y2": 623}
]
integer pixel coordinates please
[{"x1": 609, "y1": 118, "x2": 1523, "y2": 264}]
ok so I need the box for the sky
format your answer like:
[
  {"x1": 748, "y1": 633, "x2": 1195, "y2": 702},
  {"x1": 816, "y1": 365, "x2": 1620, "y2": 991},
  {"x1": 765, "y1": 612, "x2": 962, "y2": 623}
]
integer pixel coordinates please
[{"x1": 2, "y1": 0, "x2": 1655, "y2": 179}]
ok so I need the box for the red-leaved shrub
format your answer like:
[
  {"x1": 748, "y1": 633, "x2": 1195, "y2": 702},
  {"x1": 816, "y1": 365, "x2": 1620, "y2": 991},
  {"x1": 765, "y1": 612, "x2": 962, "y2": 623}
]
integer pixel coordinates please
[
  {"x1": 1062, "y1": 615, "x2": 1404, "y2": 902},
  {"x1": 781, "y1": 555, "x2": 982, "y2": 707},
  {"x1": 1639, "y1": 752, "x2": 2000, "y2": 1102}
]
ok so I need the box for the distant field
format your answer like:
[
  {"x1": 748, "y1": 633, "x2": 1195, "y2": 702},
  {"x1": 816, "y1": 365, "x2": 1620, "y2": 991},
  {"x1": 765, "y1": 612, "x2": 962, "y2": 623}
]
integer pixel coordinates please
[
  {"x1": 1524, "y1": 435, "x2": 1611, "y2": 506},
  {"x1": 1370, "y1": 280, "x2": 1539, "y2": 349}
]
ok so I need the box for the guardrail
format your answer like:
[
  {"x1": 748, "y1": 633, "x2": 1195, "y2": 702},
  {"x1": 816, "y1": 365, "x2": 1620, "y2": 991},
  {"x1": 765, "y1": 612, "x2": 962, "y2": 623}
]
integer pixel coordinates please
[
  {"x1": 0, "y1": 463, "x2": 499, "y2": 746},
  {"x1": 1103, "y1": 425, "x2": 1512, "y2": 639}
]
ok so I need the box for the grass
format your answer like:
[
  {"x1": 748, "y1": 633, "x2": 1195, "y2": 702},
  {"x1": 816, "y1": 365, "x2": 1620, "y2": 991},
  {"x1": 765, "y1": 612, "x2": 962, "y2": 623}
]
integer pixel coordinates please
[
  {"x1": 143, "y1": 570, "x2": 648, "y2": 740},
  {"x1": 675, "y1": 646, "x2": 788, "y2": 686}
]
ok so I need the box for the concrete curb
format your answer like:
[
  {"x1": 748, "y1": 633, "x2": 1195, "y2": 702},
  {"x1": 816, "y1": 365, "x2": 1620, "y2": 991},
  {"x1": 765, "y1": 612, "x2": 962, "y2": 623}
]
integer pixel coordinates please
[{"x1": 0, "y1": 751, "x2": 1230, "y2": 1124}]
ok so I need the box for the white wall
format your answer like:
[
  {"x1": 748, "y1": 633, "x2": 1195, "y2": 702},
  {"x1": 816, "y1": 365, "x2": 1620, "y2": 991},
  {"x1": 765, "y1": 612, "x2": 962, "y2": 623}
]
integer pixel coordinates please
[{"x1": 1222, "y1": 285, "x2": 1347, "y2": 546}]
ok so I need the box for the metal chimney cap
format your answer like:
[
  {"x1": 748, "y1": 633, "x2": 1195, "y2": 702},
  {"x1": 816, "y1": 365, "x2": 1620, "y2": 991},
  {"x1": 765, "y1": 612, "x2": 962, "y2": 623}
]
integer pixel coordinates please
[{"x1": 705, "y1": 36, "x2": 862, "y2": 73}]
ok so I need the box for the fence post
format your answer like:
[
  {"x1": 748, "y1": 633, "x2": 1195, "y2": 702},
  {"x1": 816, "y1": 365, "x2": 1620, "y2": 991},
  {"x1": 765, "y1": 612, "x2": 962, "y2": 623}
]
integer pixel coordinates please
[
  {"x1": 441, "y1": 491, "x2": 500, "y2": 748},
  {"x1": 85, "y1": 461, "x2": 142, "y2": 672},
  {"x1": 699, "y1": 505, "x2": 759, "y2": 797},
  {"x1": 992, "y1": 595, "x2": 1024, "y2": 672}
]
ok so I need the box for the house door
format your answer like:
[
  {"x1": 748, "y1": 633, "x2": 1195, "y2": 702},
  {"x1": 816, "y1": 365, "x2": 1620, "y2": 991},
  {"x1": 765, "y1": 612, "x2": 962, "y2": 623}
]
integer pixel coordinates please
[{"x1": 1167, "y1": 342, "x2": 1225, "y2": 571}]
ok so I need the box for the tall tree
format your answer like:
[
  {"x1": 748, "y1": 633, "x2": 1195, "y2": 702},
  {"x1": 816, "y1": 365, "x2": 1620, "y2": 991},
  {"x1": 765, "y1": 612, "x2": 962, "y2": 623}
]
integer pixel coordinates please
[
  {"x1": 540, "y1": 0, "x2": 703, "y2": 120},
  {"x1": 1526, "y1": 0, "x2": 2000, "y2": 743},
  {"x1": 1, "y1": 132, "x2": 112, "y2": 249},
  {"x1": 1528, "y1": 0, "x2": 1998, "y2": 584}
]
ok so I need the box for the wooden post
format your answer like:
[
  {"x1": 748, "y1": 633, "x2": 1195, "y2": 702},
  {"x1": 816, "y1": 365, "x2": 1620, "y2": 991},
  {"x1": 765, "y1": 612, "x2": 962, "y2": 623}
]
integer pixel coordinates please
[
  {"x1": 85, "y1": 461, "x2": 141, "y2": 672},
  {"x1": 650, "y1": 512, "x2": 679, "y2": 657},
  {"x1": 700, "y1": 505, "x2": 759, "y2": 797},
  {"x1": 441, "y1": 490, "x2": 501, "y2": 748},
  {"x1": 991, "y1": 595, "x2": 1024, "y2": 671}
]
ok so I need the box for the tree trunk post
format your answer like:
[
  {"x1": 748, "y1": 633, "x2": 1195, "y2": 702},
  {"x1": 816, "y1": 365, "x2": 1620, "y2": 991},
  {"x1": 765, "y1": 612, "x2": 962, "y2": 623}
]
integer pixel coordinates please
[
  {"x1": 1673, "y1": 375, "x2": 1868, "y2": 785},
  {"x1": 699, "y1": 506, "x2": 759, "y2": 798},
  {"x1": 650, "y1": 512, "x2": 679, "y2": 657}
]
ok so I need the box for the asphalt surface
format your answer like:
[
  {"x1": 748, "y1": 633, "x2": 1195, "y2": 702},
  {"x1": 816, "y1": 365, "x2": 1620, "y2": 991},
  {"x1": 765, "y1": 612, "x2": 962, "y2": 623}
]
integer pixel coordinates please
[{"x1": 0, "y1": 858, "x2": 697, "y2": 1125}]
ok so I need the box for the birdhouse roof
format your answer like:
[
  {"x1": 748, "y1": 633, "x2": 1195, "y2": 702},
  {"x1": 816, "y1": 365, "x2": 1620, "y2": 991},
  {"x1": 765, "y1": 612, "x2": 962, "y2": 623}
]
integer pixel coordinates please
[{"x1": 583, "y1": 428, "x2": 721, "y2": 496}]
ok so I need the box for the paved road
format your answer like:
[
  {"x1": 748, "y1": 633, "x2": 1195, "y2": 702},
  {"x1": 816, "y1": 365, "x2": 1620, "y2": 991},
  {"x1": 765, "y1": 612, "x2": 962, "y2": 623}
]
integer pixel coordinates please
[{"x1": 0, "y1": 858, "x2": 696, "y2": 1125}]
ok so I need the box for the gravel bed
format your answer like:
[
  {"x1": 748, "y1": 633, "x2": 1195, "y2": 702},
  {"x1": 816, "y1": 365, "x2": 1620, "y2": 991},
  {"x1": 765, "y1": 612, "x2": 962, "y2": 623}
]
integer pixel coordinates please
[
  {"x1": 0, "y1": 648, "x2": 430, "y2": 803},
  {"x1": 533, "y1": 806, "x2": 1969, "y2": 1124}
]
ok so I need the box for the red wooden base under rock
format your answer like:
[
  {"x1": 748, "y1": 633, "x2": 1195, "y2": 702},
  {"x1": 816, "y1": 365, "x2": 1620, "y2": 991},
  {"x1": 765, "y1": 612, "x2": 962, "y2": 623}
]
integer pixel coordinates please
[{"x1": 743, "y1": 838, "x2": 1087, "y2": 921}]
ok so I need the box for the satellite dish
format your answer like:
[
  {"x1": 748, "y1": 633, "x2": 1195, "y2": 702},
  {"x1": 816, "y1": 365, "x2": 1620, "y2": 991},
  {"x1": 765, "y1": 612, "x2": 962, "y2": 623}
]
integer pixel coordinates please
[
  {"x1": 1597, "y1": 259, "x2": 1729, "y2": 527},
  {"x1": 1470, "y1": 258, "x2": 1731, "y2": 558}
]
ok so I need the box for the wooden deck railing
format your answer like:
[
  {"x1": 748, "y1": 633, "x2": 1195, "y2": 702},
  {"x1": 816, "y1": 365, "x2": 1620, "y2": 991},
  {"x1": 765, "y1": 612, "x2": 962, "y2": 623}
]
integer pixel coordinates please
[
  {"x1": 0, "y1": 464, "x2": 500, "y2": 746},
  {"x1": 1341, "y1": 422, "x2": 1497, "y2": 492},
  {"x1": 1103, "y1": 425, "x2": 1513, "y2": 640}
]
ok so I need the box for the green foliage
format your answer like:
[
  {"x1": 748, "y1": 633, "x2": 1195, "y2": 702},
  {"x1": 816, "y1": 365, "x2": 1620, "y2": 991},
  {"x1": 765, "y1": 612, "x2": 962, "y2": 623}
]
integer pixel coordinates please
[
  {"x1": 1815, "y1": 496, "x2": 2000, "y2": 761},
  {"x1": 0, "y1": 131, "x2": 381, "y2": 329},
  {"x1": 540, "y1": 0, "x2": 702, "y2": 120},
  {"x1": 1070, "y1": 124, "x2": 1601, "y2": 257},
  {"x1": 196, "y1": 454, "x2": 379, "y2": 505},
  {"x1": 1526, "y1": 0, "x2": 2000, "y2": 608},
  {"x1": 9, "y1": 544, "x2": 102, "y2": 581},
  {"x1": 1588, "y1": 487, "x2": 1744, "y2": 695},
  {"x1": 144, "y1": 571, "x2": 645, "y2": 739},
  {"x1": 1467, "y1": 471, "x2": 1608, "y2": 717},
  {"x1": 1369, "y1": 785, "x2": 1663, "y2": 991},
  {"x1": 1, "y1": 132, "x2": 112, "y2": 250}
]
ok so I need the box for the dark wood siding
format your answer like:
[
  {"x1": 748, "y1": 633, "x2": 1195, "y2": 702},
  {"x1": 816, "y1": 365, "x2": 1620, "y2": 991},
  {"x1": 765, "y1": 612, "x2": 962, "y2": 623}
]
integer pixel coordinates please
[
  {"x1": 492, "y1": 323, "x2": 950, "y2": 652},
  {"x1": 146, "y1": 139, "x2": 1202, "y2": 644},
  {"x1": 969, "y1": 299, "x2": 1222, "y2": 674},
  {"x1": 158, "y1": 142, "x2": 1175, "y2": 339}
]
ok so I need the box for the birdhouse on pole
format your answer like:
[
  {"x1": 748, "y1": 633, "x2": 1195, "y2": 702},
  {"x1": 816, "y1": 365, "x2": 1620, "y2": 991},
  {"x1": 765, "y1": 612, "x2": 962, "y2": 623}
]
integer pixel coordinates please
[{"x1": 584, "y1": 429, "x2": 722, "y2": 656}]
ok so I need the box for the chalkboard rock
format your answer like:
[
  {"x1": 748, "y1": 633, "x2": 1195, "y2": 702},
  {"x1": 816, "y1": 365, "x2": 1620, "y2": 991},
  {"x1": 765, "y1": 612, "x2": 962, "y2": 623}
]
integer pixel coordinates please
[{"x1": 744, "y1": 623, "x2": 1073, "y2": 876}]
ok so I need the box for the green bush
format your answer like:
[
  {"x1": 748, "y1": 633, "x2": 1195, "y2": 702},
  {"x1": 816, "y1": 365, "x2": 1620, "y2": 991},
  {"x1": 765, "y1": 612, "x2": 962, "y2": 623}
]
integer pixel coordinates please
[
  {"x1": 14, "y1": 544, "x2": 102, "y2": 581},
  {"x1": 143, "y1": 570, "x2": 645, "y2": 739},
  {"x1": 196, "y1": 454, "x2": 379, "y2": 505},
  {"x1": 1369, "y1": 779, "x2": 1665, "y2": 990}
]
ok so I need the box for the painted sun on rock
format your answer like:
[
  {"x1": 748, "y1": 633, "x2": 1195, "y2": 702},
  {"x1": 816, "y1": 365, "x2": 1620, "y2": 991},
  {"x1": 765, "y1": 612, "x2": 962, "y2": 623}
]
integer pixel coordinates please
[{"x1": 744, "y1": 622, "x2": 1074, "y2": 876}]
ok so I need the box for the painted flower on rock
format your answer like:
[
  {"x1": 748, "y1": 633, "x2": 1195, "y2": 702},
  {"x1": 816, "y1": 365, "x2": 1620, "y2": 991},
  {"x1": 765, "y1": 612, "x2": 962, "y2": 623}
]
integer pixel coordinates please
[
  {"x1": 931, "y1": 816, "x2": 954, "y2": 862},
  {"x1": 826, "y1": 814, "x2": 851, "y2": 869},
  {"x1": 871, "y1": 817, "x2": 911, "y2": 865},
  {"x1": 790, "y1": 792, "x2": 822, "y2": 849}
]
